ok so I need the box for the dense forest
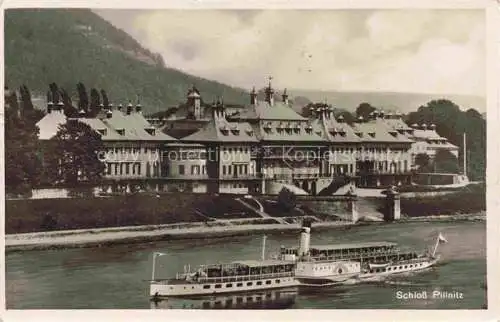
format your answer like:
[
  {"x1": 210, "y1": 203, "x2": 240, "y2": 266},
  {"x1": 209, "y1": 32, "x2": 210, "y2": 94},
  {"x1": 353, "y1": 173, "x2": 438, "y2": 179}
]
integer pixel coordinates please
[{"x1": 4, "y1": 9, "x2": 249, "y2": 114}]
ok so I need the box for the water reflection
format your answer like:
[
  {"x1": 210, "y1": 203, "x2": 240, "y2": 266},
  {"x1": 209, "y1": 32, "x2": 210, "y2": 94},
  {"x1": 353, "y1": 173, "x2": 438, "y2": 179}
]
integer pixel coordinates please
[{"x1": 150, "y1": 287, "x2": 299, "y2": 309}]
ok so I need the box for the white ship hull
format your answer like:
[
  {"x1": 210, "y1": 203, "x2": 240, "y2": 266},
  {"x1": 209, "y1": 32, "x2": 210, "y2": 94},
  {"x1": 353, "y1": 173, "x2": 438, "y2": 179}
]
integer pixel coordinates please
[
  {"x1": 150, "y1": 276, "x2": 299, "y2": 297},
  {"x1": 357, "y1": 257, "x2": 438, "y2": 281},
  {"x1": 150, "y1": 287, "x2": 298, "y2": 309}
]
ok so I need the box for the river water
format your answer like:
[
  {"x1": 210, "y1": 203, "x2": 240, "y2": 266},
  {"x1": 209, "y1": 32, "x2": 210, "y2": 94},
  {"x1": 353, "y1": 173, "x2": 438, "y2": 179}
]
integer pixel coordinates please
[{"x1": 6, "y1": 221, "x2": 486, "y2": 309}]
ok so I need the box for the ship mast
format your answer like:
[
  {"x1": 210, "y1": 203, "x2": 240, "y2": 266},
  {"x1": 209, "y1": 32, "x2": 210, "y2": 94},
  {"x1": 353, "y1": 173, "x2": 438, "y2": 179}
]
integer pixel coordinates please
[{"x1": 463, "y1": 132, "x2": 467, "y2": 176}]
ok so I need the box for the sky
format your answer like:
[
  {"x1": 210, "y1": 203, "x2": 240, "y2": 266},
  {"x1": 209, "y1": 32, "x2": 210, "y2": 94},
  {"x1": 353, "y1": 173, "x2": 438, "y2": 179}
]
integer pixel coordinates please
[{"x1": 96, "y1": 9, "x2": 485, "y2": 97}]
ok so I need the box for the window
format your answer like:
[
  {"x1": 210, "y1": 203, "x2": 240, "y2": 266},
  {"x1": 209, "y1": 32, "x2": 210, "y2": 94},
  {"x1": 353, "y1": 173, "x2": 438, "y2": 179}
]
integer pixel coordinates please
[
  {"x1": 107, "y1": 163, "x2": 112, "y2": 175},
  {"x1": 202, "y1": 165, "x2": 206, "y2": 174},
  {"x1": 265, "y1": 280, "x2": 272, "y2": 285},
  {"x1": 126, "y1": 163, "x2": 130, "y2": 175},
  {"x1": 236, "y1": 283, "x2": 243, "y2": 287},
  {"x1": 228, "y1": 165, "x2": 232, "y2": 175},
  {"x1": 215, "y1": 284, "x2": 221, "y2": 289},
  {"x1": 275, "y1": 279, "x2": 280, "y2": 284},
  {"x1": 203, "y1": 285, "x2": 210, "y2": 289},
  {"x1": 179, "y1": 165, "x2": 185, "y2": 175},
  {"x1": 226, "y1": 283, "x2": 232, "y2": 288},
  {"x1": 244, "y1": 164, "x2": 248, "y2": 175},
  {"x1": 137, "y1": 163, "x2": 141, "y2": 175},
  {"x1": 247, "y1": 282, "x2": 253, "y2": 286},
  {"x1": 256, "y1": 281, "x2": 262, "y2": 286}
]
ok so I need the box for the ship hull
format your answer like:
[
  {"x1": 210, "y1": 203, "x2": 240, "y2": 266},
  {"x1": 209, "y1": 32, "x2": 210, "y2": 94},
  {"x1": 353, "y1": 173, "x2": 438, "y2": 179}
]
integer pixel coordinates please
[
  {"x1": 150, "y1": 276, "x2": 299, "y2": 297},
  {"x1": 357, "y1": 257, "x2": 438, "y2": 281},
  {"x1": 150, "y1": 287, "x2": 298, "y2": 309}
]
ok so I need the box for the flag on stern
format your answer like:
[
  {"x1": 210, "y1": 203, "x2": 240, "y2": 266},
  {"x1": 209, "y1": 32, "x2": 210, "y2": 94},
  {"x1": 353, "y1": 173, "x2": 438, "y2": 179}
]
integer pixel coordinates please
[{"x1": 438, "y1": 233, "x2": 448, "y2": 243}]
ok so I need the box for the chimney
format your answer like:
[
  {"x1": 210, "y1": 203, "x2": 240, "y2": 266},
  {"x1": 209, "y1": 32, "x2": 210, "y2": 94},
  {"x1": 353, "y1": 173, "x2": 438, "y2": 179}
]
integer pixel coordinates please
[
  {"x1": 250, "y1": 86, "x2": 257, "y2": 105},
  {"x1": 106, "y1": 109, "x2": 113, "y2": 118},
  {"x1": 57, "y1": 101, "x2": 64, "y2": 113},
  {"x1": 135, "y1": 102, "x2": 142, "y2": 113},
  {"x1": 118, "y1": 103, "x2": 123, "y2": 112},
  {"x1": 337, "y1": 114, "x2": 345, "y2": 123},
  {"x1": 282, "y1": 88, "x2": 289, "y2": 105},
  {"x1": 47, "y1": 101, "x2": 54, "y2": 113},
  {"x1": 126, "y1": 101, "x2": 133, "y2": 115}
]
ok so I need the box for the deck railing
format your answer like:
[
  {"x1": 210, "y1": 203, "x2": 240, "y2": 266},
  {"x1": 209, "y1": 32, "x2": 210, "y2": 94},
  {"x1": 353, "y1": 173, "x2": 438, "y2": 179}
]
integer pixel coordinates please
[
  {"x1": 172, "y1": 271, "x2": 294, "y2": 283},
  {"x1": 304, "y1": 250, "x2": 419, "y2": 263}
]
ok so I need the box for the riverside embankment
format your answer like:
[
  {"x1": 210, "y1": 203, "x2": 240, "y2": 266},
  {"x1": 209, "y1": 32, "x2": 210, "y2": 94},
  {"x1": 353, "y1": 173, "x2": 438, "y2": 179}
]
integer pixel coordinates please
[{"x1": 5, "y1": 212, "x2": 485, "y2": 253}]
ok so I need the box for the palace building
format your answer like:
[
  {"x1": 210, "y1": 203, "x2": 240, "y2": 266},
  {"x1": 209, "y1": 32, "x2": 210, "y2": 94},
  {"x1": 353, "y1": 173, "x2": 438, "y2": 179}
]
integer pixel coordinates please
[{"x1": 35, "y1": 79, "x2": 456, "y2": 195}]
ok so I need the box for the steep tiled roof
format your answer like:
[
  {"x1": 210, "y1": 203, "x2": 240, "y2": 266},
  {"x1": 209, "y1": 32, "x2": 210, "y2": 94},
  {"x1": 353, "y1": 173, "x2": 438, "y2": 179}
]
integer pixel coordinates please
[
  {"x1": 36, "y1": 109, "x2": 67, "y2": 140},
  {"x1": 353, "y1": 119, "x2": 413, "y2": 144},
  {"x1": 36, "y1": 107, "x2": 177, "y2": 142},
  {"x1": 102, "y1": 110, "x2": 176, "y2": 141},
  {"x1": 310, "y1": 112, "x2": 361, "y2": 143},
  {"x1": 181, "y1": 109, "x2": 258, "y2": 143},
  {"x1": 253, "y1": 119, "x2": 326, "y2": 143},
  {"x1": 236, "y1": 101, "x2": 307, "y2": 121}
]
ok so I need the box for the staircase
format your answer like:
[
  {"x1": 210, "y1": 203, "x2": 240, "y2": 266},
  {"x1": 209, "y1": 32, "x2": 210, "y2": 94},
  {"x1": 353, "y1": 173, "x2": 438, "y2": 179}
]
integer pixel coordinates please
[
  {"x1": 317, "y1": 175, "x2": 352, "y2": 196},
  {"x1": 235, "y1": 198, "x2": 288, "y2": 224}
]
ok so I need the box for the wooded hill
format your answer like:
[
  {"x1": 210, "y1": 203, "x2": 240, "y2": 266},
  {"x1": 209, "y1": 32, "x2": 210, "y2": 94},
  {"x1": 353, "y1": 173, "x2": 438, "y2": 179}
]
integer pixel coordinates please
[{"x1": 5, "y1": 9, "x2": 250, "y2": 114}]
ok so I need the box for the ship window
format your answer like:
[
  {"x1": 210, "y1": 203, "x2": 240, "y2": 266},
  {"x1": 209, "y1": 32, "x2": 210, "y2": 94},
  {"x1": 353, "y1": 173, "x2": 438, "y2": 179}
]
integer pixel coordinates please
[
  {"x1": 410, "y1": 265, "x2": 413, "y2": 268},
  {"x1": 399, "y1": 266, "x2": 403, "y2": 269},
  {"x1": 256, "y1": 281, "x2": 262, "y2": 285},
  {"x1": 237, "y1": 283, "x2": 243, "y2": 287},
  {"x1": 266, "y1": 280, "x2": 272, "y2": 285},
  {"x1": 387, "y1": 268, "x2": 391, "y2": 271},
  {"x1": 203, "y1": 285, "x2": 210, "y2": 289},
  {"x1": 247, "y1": 282, "x2": 253, "y2": 286},
  {"x1": 226, "y1": 283, "x2": 232, "y2": 288},
  {"x1": 215, "y1": 284, "x2": 222, "y2": 289},
  {"x1": 275, "y1": 279, "x2": 281, "y2": 284},
  {"x1": 266, "y1": 293, "x2": 272, "y2": 298}
]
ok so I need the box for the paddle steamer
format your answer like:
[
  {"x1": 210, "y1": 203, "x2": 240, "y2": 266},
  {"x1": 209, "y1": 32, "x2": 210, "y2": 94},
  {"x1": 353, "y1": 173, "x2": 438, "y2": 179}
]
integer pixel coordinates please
[
  {"x1": 149, "y1": 237, "x2": 298, "y2": 298},
  {"x1": 277, "y1": 220, "x2": 446, "y2": 285}
]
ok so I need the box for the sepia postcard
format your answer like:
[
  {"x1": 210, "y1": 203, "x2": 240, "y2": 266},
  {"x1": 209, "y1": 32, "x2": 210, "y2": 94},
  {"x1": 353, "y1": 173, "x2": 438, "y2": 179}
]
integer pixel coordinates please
[{"x1": 1, "y1": 0, "x2": 499, "y2": 321}]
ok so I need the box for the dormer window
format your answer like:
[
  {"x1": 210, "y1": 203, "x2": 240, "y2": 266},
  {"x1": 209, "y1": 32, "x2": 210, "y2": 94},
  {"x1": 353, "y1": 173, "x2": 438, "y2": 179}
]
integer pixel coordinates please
[
  {"x1": 368, "y1": 132, "x2": 376, "y2": 138},
  {"x1": 305, "y1": 124, "x2": 313, "y2": 134},
  {"x1": 145, "y1": 127, "x2": 156, "y2": 136},
  {"x1": 389, "y1": 130, "x2": 398, "y2": 137},
  {"x1": 116, "y1": 128, "x2": 125, "y2": 136},
  {"x1": 355, "y1": 131, "x2": 363, "y2": 138},
  {"x1": 293, "y1": 124, "x2": 301, "y2": 134},
  {"x1": 230, "y1": 125, "x2": 240, "y2": 135},
  {"x1": 97, "y1": 129, "x2": 107, "y2": 136},
  {"x1": 219, "y1": 125, "x2": 229, "y2": 136},
  {"x1": 245, "y1": 129, "x2": 254, "y2": 136},
  {"x1": 339, "y1": 129, "x2": 346, "y2": 137}
]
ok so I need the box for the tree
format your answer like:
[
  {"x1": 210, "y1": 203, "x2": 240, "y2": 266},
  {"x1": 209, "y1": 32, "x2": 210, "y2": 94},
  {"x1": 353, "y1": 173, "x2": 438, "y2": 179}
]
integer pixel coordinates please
[
  {"x1": 277, "y1": 187, "x2": 297, "y2": 212},
  {"x1": 76, "y1": 82, "x2": 89, "y2": 114},
  {"x1": 19, "y1": 84, "x2": 34, "y2": 117},
  {"x1": 4, "y1": 104, "x2": 43, "y2": 193},
  {"x1": 100, "y1": 89, "x2": 109, "y2": 107},
  {"x1": 415, "y1": 153, "x2": 431, "y2": 172},
  {"x1": 47, "y1": 120, "x2": 105, "y2": 186},
  {"x1": 434, "y1": 149, "x2": 459, "y2": 174},
  {"x1": 355, "y1": 102, "x2": 376, "y2": 120},
  {"x1": 5, "y1": 86, "x2": 19, "y2": 116},
  {"x1": 406, "y1": 99, "x2": 486, "y2": 181},
  {"x1": 59, "y1": 88, "x2": 78, "y2": 117},
  {"x1": 89, "y1": 88, "x2": 101, "y2": 117},
  {"x1": 49, "y1": 82, "x2": 60, "y2": 103}
]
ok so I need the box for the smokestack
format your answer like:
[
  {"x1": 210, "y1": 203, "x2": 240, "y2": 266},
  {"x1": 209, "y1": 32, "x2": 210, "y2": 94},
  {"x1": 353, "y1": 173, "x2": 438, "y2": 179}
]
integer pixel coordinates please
[
  {"x1": 261, "y1": 235, "x2": 267, "y2": 261},
  {"x1": 298, "y1": 219, "x2": 311, "y2": 257}
]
